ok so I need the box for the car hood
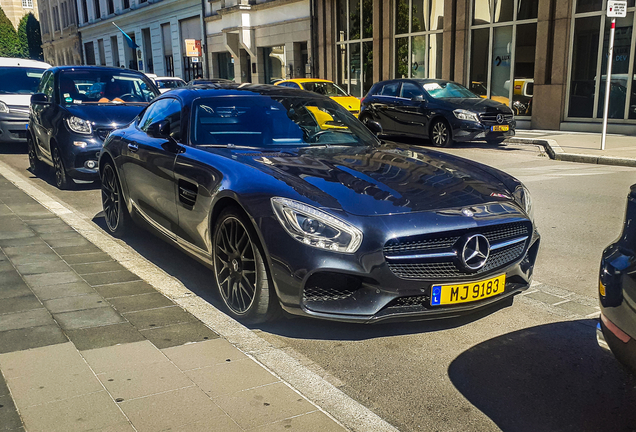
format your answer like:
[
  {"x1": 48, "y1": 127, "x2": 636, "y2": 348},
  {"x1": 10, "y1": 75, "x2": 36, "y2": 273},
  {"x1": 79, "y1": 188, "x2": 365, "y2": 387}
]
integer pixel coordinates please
[
  {"x1": 0, "y1": 94, "x2": 32, "y2": 108},
  {"x1": 331, "y1": 96, "x2": 361, "y2": 112},
  {"x1": 65, "y1": 104, "x2": 147, "y2": 128},
  {"x1": 232, "y1": 142, "x2": 517, "y2": 216},
  {"x1": 435, "y1": 97, "x2": 511, "y2": 113}
]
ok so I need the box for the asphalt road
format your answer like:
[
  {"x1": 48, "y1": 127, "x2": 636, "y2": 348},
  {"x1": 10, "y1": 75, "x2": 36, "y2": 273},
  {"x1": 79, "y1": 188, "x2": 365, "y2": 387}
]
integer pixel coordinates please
[{"x1": 1, "y1": 142, "x2": 635, "y2": 432}]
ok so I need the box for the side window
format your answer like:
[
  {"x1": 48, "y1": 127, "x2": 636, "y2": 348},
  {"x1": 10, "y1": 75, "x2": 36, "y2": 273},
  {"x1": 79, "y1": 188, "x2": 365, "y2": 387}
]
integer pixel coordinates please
[
  {"x1": 380, "y1": 82, "x2": 399, "y2": 97},
  {"x1": 279, "y1": 82, "x2": 300, "y2": 89},
  {"x1": 400, "y1": 82, "x2": 423, "y2": 99},
  {"x1": 138, "y1": 98, "x2": 181, "y2": 140},
  {"x1": 39, "y1": 72, "x2": 54, "y2": 98}
]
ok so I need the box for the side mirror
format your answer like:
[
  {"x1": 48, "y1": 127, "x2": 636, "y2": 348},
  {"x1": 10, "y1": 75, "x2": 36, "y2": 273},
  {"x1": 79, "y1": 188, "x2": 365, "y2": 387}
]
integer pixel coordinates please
[
  {"x1": 31, "y1": 93, "x2": 49, "y2": 105},
  {"x1": 411, "y1": 94, "x2": 425, "y2": 102},
  {"x1": 366, "y1": 120, "x2": 383, "y2": 135},
  {"x1": 147, "y1": 120, "x2": 170, "y2": 138}
]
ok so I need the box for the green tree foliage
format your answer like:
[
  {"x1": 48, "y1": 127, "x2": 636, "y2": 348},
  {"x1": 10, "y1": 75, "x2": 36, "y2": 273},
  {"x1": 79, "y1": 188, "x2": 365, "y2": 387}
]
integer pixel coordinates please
[
  {"x1": 17, "y1": 13, "x2": 43, "y2": 60},
  {"x1": 0, "y1": 7, "x2": 20, "y2": 57}
]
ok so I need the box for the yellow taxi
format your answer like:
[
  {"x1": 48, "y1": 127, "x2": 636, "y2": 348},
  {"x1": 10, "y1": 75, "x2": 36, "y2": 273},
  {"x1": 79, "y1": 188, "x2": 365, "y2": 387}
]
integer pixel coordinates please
[{"x1": 274, "y1": 79, "x2": 360, "y2": 117}]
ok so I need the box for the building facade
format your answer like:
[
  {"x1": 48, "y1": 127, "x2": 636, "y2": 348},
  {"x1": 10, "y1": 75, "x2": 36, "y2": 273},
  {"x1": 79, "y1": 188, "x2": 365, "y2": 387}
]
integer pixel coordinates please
[
  {"x1": 314, "y1": 0, "x2": 636, "y2": 133},
  {"x1": 38, "y1": 0, "x2": 82, "y2": 65},
  {"x1": 1, "y1": 0, "x2": 39, "y2": 28},
  {"x1": 205, "y1": 0, "x2": 312, "y2": 84},
  {"x1": 77, "y1": 0, "x2": 204, "y2": 80}
]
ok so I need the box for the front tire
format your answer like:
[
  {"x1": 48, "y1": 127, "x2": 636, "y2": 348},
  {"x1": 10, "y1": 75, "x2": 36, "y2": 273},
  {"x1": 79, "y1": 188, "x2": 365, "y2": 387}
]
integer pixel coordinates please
[
  {"x1": 101, "y1": 162, "x2": 132, "y2": 237},
  {"x1": 52, "y1": 145, "x2": 73, "y2": 190},
  {"x1": 212, "y1": 207, "x2": 275, "y2": 324},
  {"x1": 27, "y1": 136, "x2": 46, "y2": 177},
  {"x1": 430, "y1": 119, "x2": 453, "y2": 147}
]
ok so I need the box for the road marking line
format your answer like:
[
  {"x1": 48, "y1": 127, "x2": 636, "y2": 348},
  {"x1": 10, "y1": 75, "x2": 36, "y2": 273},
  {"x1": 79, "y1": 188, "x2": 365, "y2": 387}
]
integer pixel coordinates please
[{"x1": 0, "y1": 160, "x2": 399, "y2": 432}]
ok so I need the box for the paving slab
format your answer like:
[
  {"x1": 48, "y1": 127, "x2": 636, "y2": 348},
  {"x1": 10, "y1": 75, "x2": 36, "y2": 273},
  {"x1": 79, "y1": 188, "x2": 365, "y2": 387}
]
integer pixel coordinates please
[
  {"x1": 162, "y1": 339, "x2": 247, "y2": 371},
  {"x1": 62, "y1": 252, "x2": 113, "y2": 265},
  {"x1": 83, "y1": 270, "x2": 141, "y2": 287},
  {"x1": 249, "y1": 410, "x2": 346, "y2": 432},
  {"x1": 0, "y1": 325, "x2": 68, "y2": 354},
  {"x1": 0, "y1": 231, "x2": 36, "y2": 241},
  {"x1": 108, "y1": 292, "x2": 174, "y2": 313},
  {"x1": 92, "y1": 280, "x2": 157, "y2": 299},
  {"x1": 7, "y1": 253, "x2": 63, "y2": 265},
  {"x1": 139, "y1": 321, "x2": 219, "y2": 349},
  {"x1": 14, "y1": 261, "x2": 73, "y2": 276},
  {"x1": 0, "y1": 271, "x2": 24, "y2": 286},
  {"x1": 23, "y1": 271, "x2": 83, "y2": 288},
  {"x1": 0, "y1": 294, "x2": 43, "y2": 315},
  {"x1": 71, "y1": 261, "x2": 127, "y2": 275},
  {"x1": 0, "y1": 237, "x2": 48, "y2": 248},
  {"x1": 0, "y1": 281, "x2": 32, "y2": 300},
  {"x1": 0, "y1": 343, "x2": 88, "y2": 379},
  {"x1": 29, "y1": 281, "x2": 96, "y2": 301},
  {"x1": 123, "y1": 306, "x2": 197, "y2": 331},
  {"x1": 0, "y1": 309, "x2": 55, "y2": 332},
  {"x1": 66, "y1": 323, "x2": 146, "y2": 351},
  {"x1": 0, "y1": 394, "x2": 23, "y2": 431},
  {"x1": 81, "y1": 341, "x2": 168, "y2": 374},
  {"x1": 53, "y1": 244, "x2": 103, "y2": 256},
  {"x1": 44, "y1": 293, "x2": 109, "y2": 314},
  {"x1": 53, "y1": 306, "x2": 127, "y2": 330}
]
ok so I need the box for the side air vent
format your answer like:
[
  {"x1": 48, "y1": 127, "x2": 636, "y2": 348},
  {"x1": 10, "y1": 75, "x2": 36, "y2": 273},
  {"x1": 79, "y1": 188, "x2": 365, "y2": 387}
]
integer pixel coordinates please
[{"x1": 178, "y1": 179, "x2": 198, "y2": 208}]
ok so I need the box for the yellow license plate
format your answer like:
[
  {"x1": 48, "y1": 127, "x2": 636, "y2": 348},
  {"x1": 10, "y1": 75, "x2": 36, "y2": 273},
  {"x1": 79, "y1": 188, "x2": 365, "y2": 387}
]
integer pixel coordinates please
[
  {"x1": 491, "y1": 125, "x2": 509, "y2": 132},
  {"x1": 431, "y1": 274, "x2": 505, "y2": 306}
]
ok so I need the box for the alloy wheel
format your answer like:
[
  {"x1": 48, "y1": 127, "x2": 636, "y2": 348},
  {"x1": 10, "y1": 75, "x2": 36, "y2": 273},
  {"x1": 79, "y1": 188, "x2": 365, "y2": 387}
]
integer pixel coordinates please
[
  {"x1": 52, "y1": 147, "x2": 67, "y2": 188},
  {"x1": 432, "y1": 121, "x2": 448, "y2": 146},
  {"x1": 101, "y1": 164, "x2": 121, "y2": 232},
  {"x1": 214, "y1": 217, "x2": 257, "y2": 315}
]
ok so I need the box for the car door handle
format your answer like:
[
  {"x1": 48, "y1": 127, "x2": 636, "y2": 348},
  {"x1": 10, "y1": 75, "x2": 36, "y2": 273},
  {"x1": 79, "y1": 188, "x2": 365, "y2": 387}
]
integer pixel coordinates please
[{"x1": 127, "y1": 143, "x2": 138, "y2": 152}]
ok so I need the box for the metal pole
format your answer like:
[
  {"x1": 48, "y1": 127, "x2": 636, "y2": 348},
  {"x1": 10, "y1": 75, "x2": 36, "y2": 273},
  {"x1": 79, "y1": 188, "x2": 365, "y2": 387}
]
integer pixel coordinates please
[{"x1": 601, "y1": 17, "x2": 616, "y2": 151}]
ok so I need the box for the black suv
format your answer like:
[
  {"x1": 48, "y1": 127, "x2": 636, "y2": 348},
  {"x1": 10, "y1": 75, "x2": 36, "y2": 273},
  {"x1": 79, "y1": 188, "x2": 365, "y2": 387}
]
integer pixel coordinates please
[
  {"x1": 359, "y1": 79, "x2": 515, "y2": 147},
  {"x1": 28, "y1": 66, "x2": 159, "y2": 189}
]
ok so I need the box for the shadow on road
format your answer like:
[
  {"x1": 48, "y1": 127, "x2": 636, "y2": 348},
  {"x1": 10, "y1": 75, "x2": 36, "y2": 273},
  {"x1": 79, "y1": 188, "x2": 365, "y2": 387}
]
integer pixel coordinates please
[
  {"x1": 448, "y1": 320, "x2": 636, "y2": 432},
  {"x1": 92, "y1": 211, "x2": 515, "y2": 340},
  {"x1": 384, "y1": 135, "x2": 522, "y2": 151}
]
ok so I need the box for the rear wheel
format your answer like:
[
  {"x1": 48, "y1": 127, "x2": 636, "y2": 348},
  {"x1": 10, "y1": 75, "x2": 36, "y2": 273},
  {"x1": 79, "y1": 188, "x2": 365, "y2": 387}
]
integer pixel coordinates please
[
  {"x1": 486, "y1": 137, "x2": 506, "y2": 145},
  {"x1": 27, "y1": 136, "x2": 46, "y2": 176},
  {"x1": 101, "y1": 162, "x2": 132, "y2": 237},
  {"x1": 212, "y1": 207, "x2": 276, "y2": 324},
  {"x1": 52, "y1": 145, "x2": 72, "y2": 190},
  {"x1": 430, "y1": 119, "x2": 453, "y2": 147}
]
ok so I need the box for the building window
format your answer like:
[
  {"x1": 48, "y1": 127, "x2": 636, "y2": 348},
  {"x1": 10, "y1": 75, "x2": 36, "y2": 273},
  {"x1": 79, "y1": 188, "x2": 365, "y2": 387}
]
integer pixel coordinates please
[
  {"x1": 110, "y1": 35, "x2": 120, "y2": 67},
  {"x1": 395, "y1": 0, "x2": 444, "y2": 81},
  {"x1": 94, "y1": 0, "x2": 101, "y2": 19},
  {"x1": 85, "y1": 42, "x2": 96, "y2": 65},
  {"x1": 52, "y1": 6, "x2": 61, "y2": 31},
  {"x1": 335, "y1": 0, "x2": 373, "y2": 98},
  {"x1": 107, "y1": 0, "x2": 114, "y2": 15},
  {"x1": 567, "y1": 0, "x2": 636, "y2": 120},
  {"x1": 81, "y1": 0, "x2": 88, "y2": 23},
  {"x1": 123, "y1": 0, "x2": 130, "y2": 9},
  {"x1": 217, "y1": 52, "x2": 234, "y2": 81},
  {"x1": 22, "y1": 0, "x2": 33, "y2": 8},
  {"x1": 60, "y1": 3, "x2": 67, "y2": 28},
  {"x1": 41, "y1": 10, "x2": 49, "y2": 34},
  {"x1": 469, "y1": 0, "x2": 537, "y2": 117},
  {"x1": 263, "y1": 46, "x2": 285, "y2": 84},
  {"x1": 98, "y1": 39, "x2": 106, "y2": 65}
]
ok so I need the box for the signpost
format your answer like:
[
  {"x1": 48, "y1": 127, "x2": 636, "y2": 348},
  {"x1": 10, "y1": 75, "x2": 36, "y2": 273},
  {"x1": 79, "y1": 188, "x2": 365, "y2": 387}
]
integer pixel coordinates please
[{"x1": 602, "y1": 1, "x2": 627, "y2": 150}]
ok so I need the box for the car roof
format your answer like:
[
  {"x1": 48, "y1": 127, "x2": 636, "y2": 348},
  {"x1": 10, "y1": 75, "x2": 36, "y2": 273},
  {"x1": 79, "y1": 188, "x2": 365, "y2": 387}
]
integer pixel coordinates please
[
  {"x1": 156, "y1": 77, "x2": 185, "y2": 81},
  {"x1": 50, "y1": 65, "x2": 150, "y2": 76},
  {"x1": 161, "y1": 82, "x2": 330, "y2": 104},
  {"x1": 277, "y1": 78, "x2": 332, "y2": 84},
  {"x1": 0, "y1": 57, "x2": 51, "y2": 69}
]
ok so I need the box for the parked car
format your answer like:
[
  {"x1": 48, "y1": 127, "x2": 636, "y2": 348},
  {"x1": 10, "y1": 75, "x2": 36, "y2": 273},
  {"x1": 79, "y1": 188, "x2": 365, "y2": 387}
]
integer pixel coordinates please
[
  {"x1": 275, "y1": 78, "x2": 360, "y2": 117},
  {"x1": 360, "y1": 79, "x2": 515, "y2": 147},
  {"x1": 598, "y1": 184, "x2": 636, "y2": 373},
  {"x1": 28, "y1": 66, "x2": 159, "y2": 189},
  {"x1": 100, "y1": 84, "x2": 539, "y2": 324},
  {"x1": 0, "y1": 57, "x2": 51, "y2": 145},
  {"x1": 155, "y1": 77, "x2": 186, "y2": 93},
  {"x1": 187, "y1": 78, "x2": 233, "y2": 87}
]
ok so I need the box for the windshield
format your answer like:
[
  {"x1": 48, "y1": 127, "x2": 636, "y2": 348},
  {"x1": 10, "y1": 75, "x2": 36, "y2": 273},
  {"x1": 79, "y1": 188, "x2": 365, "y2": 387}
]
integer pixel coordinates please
[
  {"x1": 423, "y1": 82, "x2": 479, "y2": 99},
  {"x1": 60, "y1": 70, "x2": 159, "y2": 105},
  {"x1": 157, "y1": 79, "x2": 185, "y2": 89},
  {"x1": 191, "y1": 95, "x2": 377, "y2": 148},
  {"x1": 0, "y1": 67, "x2": 46, "y2": 94},
  {"x1": 302, "y1": 82, "x2": 349, "y2": 97}
]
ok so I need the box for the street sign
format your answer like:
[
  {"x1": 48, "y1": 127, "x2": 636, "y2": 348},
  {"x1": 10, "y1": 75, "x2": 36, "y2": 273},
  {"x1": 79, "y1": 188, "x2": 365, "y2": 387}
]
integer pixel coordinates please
[
  {"x1": 607, "y1": 1, "x2": 627, "y2": 17},
  {"x1": 185, "y1": 39, "x2": 202, "y2": 57}
]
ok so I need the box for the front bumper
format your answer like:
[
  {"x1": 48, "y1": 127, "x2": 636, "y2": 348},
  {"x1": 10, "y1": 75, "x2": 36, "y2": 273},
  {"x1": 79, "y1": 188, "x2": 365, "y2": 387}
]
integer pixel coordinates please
[
  {"x1": 260, "y1": 204, "x2": 539, "y2": 323},
  {"x1": 451, "y1": 118, "x2": 516, "y2": 143},
  {"x1": 58, "y1": 131, "x2": 106, "y2": 181},
  {"x1": 0, "y1": 112, "x2": 29, "y2": 144}
]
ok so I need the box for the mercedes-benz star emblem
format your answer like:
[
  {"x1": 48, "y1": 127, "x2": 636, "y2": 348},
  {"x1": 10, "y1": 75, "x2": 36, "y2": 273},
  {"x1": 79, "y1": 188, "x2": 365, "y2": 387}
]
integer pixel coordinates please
[
  {"x1": 496, "y1": 114, "x2": 504, "y2": 124},
  {"x1": 460, "y1": 234, "x2": 490, "y2": 271},
  {"x1": 461, "y1": 208, "x2": 474, "y2": 217}
]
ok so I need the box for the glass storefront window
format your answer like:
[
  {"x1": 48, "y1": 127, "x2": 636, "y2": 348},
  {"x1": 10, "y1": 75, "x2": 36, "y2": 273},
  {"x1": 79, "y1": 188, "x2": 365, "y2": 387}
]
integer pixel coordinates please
[
  {"x1": 568, "y1": 16, "x2": 600, "y2": 118},
  {"x1": 411, "y1": 35, "x2": 426, "y2": 78},
  {"x1": 396, "y1": 0, "x2": 409, "y2": 35},
  {"x1": 363, "y1": 41, "x2": 373, "y2": 95},
  {"x1": 575, "y1": 0, "x2": 603, "y2": 14},
  {"x1": 337, "y1": 0, "x2": 347, "y2": 41},
  {"x1": 513, "y1": 23, "x2": 536, "y2": 115},
  {"x1": 473, "y1": 0, "x2": 492, "y2": 25},
  {"x1": 337, "y1": 44, "x2": 348, "y2": 90},
  {"x1": 430, "y1": 0, "x2": 444, "y2": 30},
  {"x1": 362, "y1": 0, "x2": 373, "y2": 38},
  {"x1": 491, "y1": 26, "x2": 512, "y2": 98},
  {"x1": 494, "y1": 0, "x2": 513, "y2": 23},
  {"x1": 396, "y1": 37, "x2": 409, "y2": 78},
  {"x1": 349, "y1": 0, "x2": 360, "y2": 40},
  {"x1": 350, "y1": 43, "x2": 361, "y2": 97},
  {"x1": 629, "y1": 54, "x2": 636, "y2": 119},
  {"x1": 429, "y1": 33, "x2": 443, "y2": 78},
  {"x1": 597, "y1": 13, "x2": 633, "y2": 119},
  {"x1": 470, "y1": 28, "x2": 490, "y2": 96},
  {"x1": 412, "y1": 0, "x2": 426, "y2": 32},
  {"x1": 517, "y1": 0, "x2": 538, "y2": 20}
]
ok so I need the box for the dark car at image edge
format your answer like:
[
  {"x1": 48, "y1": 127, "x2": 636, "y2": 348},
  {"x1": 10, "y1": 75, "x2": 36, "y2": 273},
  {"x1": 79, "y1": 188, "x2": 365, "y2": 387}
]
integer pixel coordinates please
[
  {"x1": 99, "y1": 83, "x2": 539, "y2": 324},
  {"x1": 360, "y1": 79, "x2": 515, "y2": 147},
  {"x1": 28, "y1": 66, "x2": 159, "y2": 189},
  {"x1": 598, "y1": 184, "x2": 636, "y2": 373}
]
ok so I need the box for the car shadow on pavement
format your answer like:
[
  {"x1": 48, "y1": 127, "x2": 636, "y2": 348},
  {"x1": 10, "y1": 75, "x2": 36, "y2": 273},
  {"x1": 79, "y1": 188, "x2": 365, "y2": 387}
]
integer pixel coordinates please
[
  {"x1": 448, "y1": 320, "x2": 636, "y2": 432},
  {"x1": 92, "y1": 211, "x2": 517, "y2": 340},
  {"x1": 384, "y1": 136, "x2": 516, "y2": 151}
]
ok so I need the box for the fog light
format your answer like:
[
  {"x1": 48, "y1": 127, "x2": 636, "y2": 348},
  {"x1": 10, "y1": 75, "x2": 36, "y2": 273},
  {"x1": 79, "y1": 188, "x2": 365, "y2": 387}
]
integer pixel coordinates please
[
  {"x1": 73, "y1": 141, "x2": 87, "y2": 148},
  {"x1": 599, "y1": 280, "x2": 606, "y2": 297},
  {"x1": 85, "y1": 160, "x2": 97, "y2": 169}
]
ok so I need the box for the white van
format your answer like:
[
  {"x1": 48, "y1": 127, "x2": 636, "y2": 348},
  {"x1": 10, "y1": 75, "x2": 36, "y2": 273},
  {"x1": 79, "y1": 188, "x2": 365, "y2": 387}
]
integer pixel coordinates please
[{"x1": 0, "y1": 58, "x2": 51, "y2": 144}]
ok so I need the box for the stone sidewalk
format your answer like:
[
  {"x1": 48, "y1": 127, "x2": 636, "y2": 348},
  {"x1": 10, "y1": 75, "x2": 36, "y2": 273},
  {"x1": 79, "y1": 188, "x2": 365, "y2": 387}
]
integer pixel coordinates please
[{"x1": 0, "y1": 174, "x2": 346, "y2": 432}]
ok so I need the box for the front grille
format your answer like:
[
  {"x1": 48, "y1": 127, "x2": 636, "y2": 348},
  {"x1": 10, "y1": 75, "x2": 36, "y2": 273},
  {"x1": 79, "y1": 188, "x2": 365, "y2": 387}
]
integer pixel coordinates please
[
  {"x1": 384, "y1": 222, "x2": 531, "y2": 281},
  {"x1": 96, "y1": 128, "x2": 113, "y2": 141},
  {"x1": 479, "y1": 113, "x2": 514, "y2": 125},
  {"x1": 303, "y1": 285, "x2": 358, "y2": 302}
]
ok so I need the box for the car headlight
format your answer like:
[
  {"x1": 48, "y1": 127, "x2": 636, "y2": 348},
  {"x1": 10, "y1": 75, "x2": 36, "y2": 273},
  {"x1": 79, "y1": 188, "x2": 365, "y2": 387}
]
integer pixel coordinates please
[
  {"x1": 0, "y1": 101, "x2": 9, "y2": 113},
  {"x1": 513, "y1": 184, "x2": 534, "y2": 220},
  {"x1": 271, "y1": 197, "x2": 363, "y2": 253},
  {"x1": 453, "y1": 109, "x2": 480, "y2": 122},
  {"x1": 66, "y1": 116, "x2": 92, "y2": 134}
]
